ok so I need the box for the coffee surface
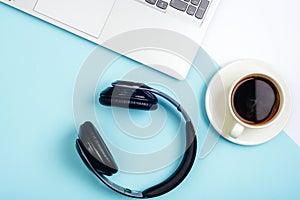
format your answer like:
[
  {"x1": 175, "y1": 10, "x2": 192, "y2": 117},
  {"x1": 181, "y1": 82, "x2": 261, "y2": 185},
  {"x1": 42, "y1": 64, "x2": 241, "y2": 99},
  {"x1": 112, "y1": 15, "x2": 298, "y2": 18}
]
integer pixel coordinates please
[{"x1": 232, "y1": 76, "x2": 279, "y2": 125}]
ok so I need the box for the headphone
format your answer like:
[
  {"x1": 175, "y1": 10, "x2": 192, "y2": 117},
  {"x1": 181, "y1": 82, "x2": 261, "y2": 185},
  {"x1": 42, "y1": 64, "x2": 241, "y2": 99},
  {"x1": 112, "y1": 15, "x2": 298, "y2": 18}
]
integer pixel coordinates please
[{"x1": 75, "y1": 81, "x2": 197, "y2": 198}]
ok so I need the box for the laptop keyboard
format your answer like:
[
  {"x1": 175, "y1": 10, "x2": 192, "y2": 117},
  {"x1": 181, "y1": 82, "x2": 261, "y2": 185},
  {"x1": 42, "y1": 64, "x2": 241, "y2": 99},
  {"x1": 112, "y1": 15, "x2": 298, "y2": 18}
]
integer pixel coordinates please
[{"x1": 145, "y1": 0, "x2": 210, "y2": 19}]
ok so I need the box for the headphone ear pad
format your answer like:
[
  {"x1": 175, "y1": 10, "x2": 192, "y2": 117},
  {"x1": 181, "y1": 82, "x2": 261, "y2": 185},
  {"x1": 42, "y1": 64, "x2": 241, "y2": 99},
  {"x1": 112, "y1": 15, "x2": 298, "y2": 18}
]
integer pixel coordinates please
[
  {"x1": 99, "y1": 86, "x2": 158, "y2": 110},
  {"x1": 77, "y1": 122, "x2": 118, "y2": 176}
]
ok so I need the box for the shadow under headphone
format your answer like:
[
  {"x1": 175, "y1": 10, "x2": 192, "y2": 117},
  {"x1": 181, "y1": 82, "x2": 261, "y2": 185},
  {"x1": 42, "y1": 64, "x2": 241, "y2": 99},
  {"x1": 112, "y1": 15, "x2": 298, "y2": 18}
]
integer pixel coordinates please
[{"x1": 76, "y1": 81, "x2": 197, "y2": 198}]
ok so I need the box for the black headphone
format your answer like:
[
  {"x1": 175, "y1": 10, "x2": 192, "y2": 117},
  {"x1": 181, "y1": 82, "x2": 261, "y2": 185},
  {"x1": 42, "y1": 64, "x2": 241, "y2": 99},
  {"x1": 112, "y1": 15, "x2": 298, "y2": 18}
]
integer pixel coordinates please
[{"x1": 75, "y1": 81, "x2": 197, "y2": 198}]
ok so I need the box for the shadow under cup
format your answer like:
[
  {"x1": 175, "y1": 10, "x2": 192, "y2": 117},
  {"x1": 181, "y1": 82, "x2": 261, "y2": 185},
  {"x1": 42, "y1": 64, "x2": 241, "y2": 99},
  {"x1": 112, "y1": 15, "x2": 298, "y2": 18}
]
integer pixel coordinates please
[{"x1": 231, "y1": 74, "x2": 283, "y2": 127}]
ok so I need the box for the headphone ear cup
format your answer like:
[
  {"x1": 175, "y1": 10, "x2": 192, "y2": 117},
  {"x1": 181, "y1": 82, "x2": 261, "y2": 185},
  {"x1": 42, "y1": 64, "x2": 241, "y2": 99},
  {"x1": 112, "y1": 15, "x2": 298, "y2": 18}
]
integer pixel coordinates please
[
  {"x1": 100, "y1": 86, "x2": 158, "y2": 110},
  {"x1": 100, "y1": 95, "x2": 158, "y2": 110},
  {"x1": 77, "y1": 122, "x2": 118, "y2": 176}
]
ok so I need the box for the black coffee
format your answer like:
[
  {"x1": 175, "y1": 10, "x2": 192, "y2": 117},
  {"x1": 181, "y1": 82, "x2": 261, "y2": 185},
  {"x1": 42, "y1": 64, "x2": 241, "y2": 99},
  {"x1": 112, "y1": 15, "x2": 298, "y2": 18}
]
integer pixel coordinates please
[{"x1": 232, "y1": 75, "x2": 280, "y2": 125}]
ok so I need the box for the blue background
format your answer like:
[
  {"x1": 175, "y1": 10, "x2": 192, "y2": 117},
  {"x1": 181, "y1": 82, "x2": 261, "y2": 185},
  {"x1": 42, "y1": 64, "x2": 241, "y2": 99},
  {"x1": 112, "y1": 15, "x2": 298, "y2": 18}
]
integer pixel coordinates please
[{"x1": 1, "y1": 3, "x2": 300, "y2": 200}]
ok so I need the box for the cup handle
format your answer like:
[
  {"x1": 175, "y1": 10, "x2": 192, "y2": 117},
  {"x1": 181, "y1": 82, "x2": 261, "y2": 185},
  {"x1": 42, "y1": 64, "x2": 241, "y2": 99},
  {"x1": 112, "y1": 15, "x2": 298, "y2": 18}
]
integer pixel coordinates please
[{"x1": 230, "y1": 123, "x2": 245, "y2": 138}]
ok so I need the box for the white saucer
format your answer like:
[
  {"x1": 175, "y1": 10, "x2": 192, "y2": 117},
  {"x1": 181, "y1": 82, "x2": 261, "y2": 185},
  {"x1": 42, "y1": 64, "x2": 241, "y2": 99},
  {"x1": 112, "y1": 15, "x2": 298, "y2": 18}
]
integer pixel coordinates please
[{"x1": 205, "y1": 59, "x2": 292, "y2": 145}]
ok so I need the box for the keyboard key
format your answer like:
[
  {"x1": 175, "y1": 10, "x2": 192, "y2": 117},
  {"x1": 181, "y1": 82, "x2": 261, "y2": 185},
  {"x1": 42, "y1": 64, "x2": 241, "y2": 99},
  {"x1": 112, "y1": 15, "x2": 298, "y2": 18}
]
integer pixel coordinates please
[
  {"x1": 195, "y1": 0, "x2": 209, "y2": 19},
  {"x1": 186, "y1": 5, "x2": 196, "y2": 15},
  {"x1": 170, "y1": 0, "x2": 188, "y2": 12},
  {"x1": 145, "y1": 0, "x2": 157, "y2": 5},
  {"x1": 191, "y1": 0, "x2": 200, "y2": 6},
  {"x1": 199, "y1": 0, "x2": 210, "y2": 10},
  {"x1": 156, "y1": 0, "x2": 168, "y2": 9}
]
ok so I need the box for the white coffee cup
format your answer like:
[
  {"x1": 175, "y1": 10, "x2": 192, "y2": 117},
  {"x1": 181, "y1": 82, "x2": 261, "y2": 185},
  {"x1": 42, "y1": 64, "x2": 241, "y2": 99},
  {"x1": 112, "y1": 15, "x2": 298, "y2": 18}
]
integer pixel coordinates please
[{"x1": 228, "y1": 73, "x2": 285, "y2": 138}]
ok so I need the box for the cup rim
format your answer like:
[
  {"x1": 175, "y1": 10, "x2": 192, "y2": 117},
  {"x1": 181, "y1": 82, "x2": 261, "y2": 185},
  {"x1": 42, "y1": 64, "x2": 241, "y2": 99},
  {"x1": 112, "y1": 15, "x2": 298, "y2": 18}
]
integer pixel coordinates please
[{"x1": 228, "y1": 73, "x2": 285, "y2": 129}]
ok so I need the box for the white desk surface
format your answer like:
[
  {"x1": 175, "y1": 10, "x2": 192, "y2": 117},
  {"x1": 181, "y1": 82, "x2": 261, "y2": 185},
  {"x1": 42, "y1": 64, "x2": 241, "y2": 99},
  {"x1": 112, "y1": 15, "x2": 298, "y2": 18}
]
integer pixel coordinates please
[{"x1": 202, "y1": 0, "x2": 300, "y2": 146}]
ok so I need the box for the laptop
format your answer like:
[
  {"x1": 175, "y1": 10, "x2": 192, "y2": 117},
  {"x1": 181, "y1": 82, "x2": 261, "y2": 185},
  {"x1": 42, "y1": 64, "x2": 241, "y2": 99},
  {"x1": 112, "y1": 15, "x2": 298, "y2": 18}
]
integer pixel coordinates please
[{"x1": 0, "y1": 0, "x2": 220, "y2": 80}]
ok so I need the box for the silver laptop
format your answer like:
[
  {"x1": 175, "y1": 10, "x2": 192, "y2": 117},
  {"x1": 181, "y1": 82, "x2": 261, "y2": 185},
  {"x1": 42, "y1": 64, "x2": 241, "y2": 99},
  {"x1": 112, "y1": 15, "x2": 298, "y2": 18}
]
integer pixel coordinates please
[{"x1": 1, "y1": 0, "x2": 220, "y2": 80}]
